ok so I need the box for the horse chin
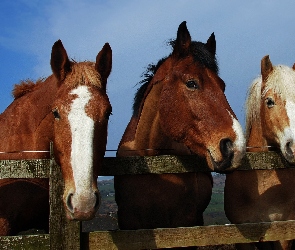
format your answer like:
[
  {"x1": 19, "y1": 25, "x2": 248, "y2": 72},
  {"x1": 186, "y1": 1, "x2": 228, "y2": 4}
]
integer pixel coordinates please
[
  {"x1": 63, "y1": 188, "x2": 101, "y2": 221},
  {"x1": 282, "y1": 151, "x2": 295, "y2": 165},
  {"x1": 279, "y1": 141, "x2": 295, "y2": 165},
  {"x1": 65, "y1": 209, "x2": 96, "y2": 221}
]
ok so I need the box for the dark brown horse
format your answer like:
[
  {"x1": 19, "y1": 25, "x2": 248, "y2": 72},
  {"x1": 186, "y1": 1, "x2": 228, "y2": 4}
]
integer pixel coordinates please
[
  {"x1": 114, "y1": 22, "x2": 245, "y2": 248},
  {"x1": 0, "y1": 40, "x2": 112, "y2": 235},
  {"x1": 225, "y1": 56, "x2": 295, "y2": 250}
]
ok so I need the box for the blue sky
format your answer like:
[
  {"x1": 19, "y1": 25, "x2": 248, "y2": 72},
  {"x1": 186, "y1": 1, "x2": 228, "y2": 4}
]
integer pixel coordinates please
[{"x1": 1, "y1": 0, "x2": 295, "y2": 156}]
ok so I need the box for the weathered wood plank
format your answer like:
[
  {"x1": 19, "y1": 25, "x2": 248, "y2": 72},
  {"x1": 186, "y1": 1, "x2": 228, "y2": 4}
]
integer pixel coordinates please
[
  {"x1": 82, "y1": 220, "x2": 295, "y2": 249},
  {"x1": 0, "y1": 234, "x2": 50, "y2": 250},
  {"x1": 0, "y1": 159, "x2": 50, "y2": 178},
  {"x1": 100, "y1": 151, "x2": 293, "y2": 175},
  {"x1": 101, "y1": 155, "x2": 208, "y2": 175},
  {"x1": 238, "y1": 151, "x2": 291, "y2": 170},
  {"x1": 49, "y1": 159, "x2": 81, "y2": 250},
  {"x1": 0, "y1": 152, "x2": 293, "y2": 178}
]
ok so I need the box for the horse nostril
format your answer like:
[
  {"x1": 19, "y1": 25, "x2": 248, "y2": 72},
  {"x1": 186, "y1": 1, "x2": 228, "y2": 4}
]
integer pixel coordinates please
[
  {"x1": 285, "y1": 141, "x2": 293, "y2": 158},
  {"x1": 220, "y1": 138, "x2": 234, "y2": 159},
  {"x1": 66, "y1": 193, "x2": 74, "y2": 213},
  {"x1": 217, "y1": 138, "x2": 234, "y2": 171}
]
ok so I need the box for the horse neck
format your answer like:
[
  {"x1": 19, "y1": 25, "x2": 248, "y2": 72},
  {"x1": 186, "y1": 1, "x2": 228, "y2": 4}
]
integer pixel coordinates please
[
  {"x1": 118, "y1": 82, "x2": 190, "y2": 156},
  {"x1": 0, "y1": 75, "x2": 58, "y2": 159}
]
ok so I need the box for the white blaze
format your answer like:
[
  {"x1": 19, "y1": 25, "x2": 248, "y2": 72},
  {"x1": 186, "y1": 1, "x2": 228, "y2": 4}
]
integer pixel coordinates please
[
  {"x1": 286, "y1": 100, "x2": 295, "y2": 133},
  {"x1": 68, "y1": 85, "x2": 94, "y2": 195},
  {"x1": 282, "y1": 100, "x2": 295, "y2": 154},
  {"x1": 229, "y1": 111, "x2": 246, "y2": 168},
  {"x1": 232, "y1": 116, "x2": 246, "y2": 152}
]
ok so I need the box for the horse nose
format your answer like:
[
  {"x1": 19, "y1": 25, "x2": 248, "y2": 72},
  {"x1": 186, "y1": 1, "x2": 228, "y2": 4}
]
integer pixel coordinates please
[
  {"x1": 216, "y1": 138, "x2": 234, "y2": 171},
  {"x1": 220, "y1": 138, "x2": 234, "y2": 158},
  {"x1": 65, "y1": 190, "x2": 100, "y2": 220}
]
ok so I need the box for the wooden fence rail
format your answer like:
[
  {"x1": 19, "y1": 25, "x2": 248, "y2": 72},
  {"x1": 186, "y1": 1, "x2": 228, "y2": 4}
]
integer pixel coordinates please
[{"x1": 0, "y1": 151, "x2": 294, "y2": 249}]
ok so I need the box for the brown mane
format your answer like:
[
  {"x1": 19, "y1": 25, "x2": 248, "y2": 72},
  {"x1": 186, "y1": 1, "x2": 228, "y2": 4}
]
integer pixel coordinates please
[
  {"x1": 65, "y1": 61, "x2": 102, "y2": 89},
  {"x1": 12, "y1": 61, "x2": 103, "y2": 100},
  {"x1": 12, "y1": 79, "x2": 44, "y2": 99}
]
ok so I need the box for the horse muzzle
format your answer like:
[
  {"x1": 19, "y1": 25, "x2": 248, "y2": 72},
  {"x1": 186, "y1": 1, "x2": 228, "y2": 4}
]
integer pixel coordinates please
[
  {"x1": 64, "y1": 190, "x2": 101, "y2": 221},
  {"x1": 208, "y1": 137, "x2": 245, "y2": 172},
  {"x1": 282, "y1": 139, "x2": 295, "y2": 164}
]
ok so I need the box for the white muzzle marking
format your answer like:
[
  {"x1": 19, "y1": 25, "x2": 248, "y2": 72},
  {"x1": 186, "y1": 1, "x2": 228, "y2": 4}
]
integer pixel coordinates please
[
  {"x1": 229, "y1": 111, "x2": 246, "y2": 168},
  {"x1": 286, "y1": 100, "x2": 295, "y2": 134},
  {"x1": 281, "y1": 100, "x2": 295, "y2": 157}
]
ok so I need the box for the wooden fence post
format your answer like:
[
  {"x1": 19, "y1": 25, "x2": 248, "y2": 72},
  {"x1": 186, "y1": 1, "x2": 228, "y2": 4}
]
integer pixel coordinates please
[{"x1": 49, "y1": 145, "x2": 81, "y2": 250}]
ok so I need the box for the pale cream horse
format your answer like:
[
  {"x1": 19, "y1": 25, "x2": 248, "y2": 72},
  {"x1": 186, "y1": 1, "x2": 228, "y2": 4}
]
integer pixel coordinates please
[{"x1": 225, "y1": 55, "x2": 295, "y2": 250}]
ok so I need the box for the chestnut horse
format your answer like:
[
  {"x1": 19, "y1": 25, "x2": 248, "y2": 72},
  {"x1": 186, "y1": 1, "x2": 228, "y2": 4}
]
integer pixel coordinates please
[
  {"x1": 225, "y1": 56, "x2": 295, "y2": 250},
  {"x1": 0, "y1": 40, "x2": 112, "y2": 235},
  {"x1": 115, "y1": 21, "x2": 245, "y2": 248}
]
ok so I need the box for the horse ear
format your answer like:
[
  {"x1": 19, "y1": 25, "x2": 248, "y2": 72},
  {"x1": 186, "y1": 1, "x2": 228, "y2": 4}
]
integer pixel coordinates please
[
  {"x1": 261, "y1": 55, "x2": 273, "y2": 81},
  {"x1": 206, "y1": 33, "x2": 216, "y2": 55},
  {"x1": 50, "y1": 40, "x2": 71, "y2": 82},
  {"x1": 95, "y1": 43, "x2": 112, "y2": 89},
  {"x1": 173, "y1": 21, "x2": 191, "y2": 56}
]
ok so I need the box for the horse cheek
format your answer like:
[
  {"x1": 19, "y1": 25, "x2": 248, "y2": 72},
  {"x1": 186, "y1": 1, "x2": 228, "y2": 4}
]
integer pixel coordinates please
[
  {"x1": 159, "y1": 97, "x2": 189, "y2": 142},
  {"x1": 53, "y1": 122, "x2": 72, "y2": 174}
]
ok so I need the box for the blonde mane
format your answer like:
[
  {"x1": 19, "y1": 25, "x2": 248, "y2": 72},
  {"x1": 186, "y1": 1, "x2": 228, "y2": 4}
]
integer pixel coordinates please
[
  {"x1": 245, "y1": 65, "x2": 295, "y2": 141},
  {"x1": 245, "y1": 76, "x2": 262, "y2": 141}
]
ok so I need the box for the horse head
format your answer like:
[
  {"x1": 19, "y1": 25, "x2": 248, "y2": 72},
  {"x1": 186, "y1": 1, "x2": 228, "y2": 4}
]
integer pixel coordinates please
[
  {"x1": 258, "y1": 55, "x2": 295, "y2": 163},
  {"x1": 50, "y1": 40, "x2": 112, "y2": 220},
  {"x1": 123, "y1": 22, "x2": 245, "y2": 172}
]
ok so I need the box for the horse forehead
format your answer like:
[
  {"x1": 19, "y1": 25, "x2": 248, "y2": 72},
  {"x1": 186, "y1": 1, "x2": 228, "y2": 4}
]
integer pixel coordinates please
[
  {"x1": 263, "y1": 65, "x2": 295, "y2": 99},
  {"x1": 172, "y1": 57, "x2": 203, "y2": 73},
  {"x1": 69, "y1": 85, "x2": 110, "y2": 121},
  {"x1": 70, "y1": 85, "x2": 92, "y2": 103},
  {"x1": 69, "y1": 62, "x2": 102, "y2": 88},
  {"x1": 173, "y1": 60, "x2": 223, "y2": 87},
  {"x1": 68, "y1": 86, "x2": 94, "y2": 122}
]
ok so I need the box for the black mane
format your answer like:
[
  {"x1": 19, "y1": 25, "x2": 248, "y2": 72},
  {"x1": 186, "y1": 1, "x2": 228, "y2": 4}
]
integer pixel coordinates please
[
  {"x1": 132, "y1": 39, "x2": 219, "y2": 117},
  {"x1": 132, "y1": 57, "x2": 167, "y2": 117},
  {"x1": 187, "y1": 40, "x2": 219, "y2": 73}
]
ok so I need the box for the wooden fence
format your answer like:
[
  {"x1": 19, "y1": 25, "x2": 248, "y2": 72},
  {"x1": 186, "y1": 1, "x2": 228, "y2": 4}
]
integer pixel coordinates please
[{"x1": 0, "y1": 151, "x2": 295, "y2": 249}]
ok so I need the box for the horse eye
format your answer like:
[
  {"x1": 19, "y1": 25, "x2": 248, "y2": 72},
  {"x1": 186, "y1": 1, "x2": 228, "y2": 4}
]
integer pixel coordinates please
[
  {"x1": 52, "y1": 108, "x2": 61, "y2": 120},
  {"x1": 186, "y1": 80, "x2": 199, "y2": 89},
  {"x1": 266, "y1": 97, "x2": 275, "y2": 108}
]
